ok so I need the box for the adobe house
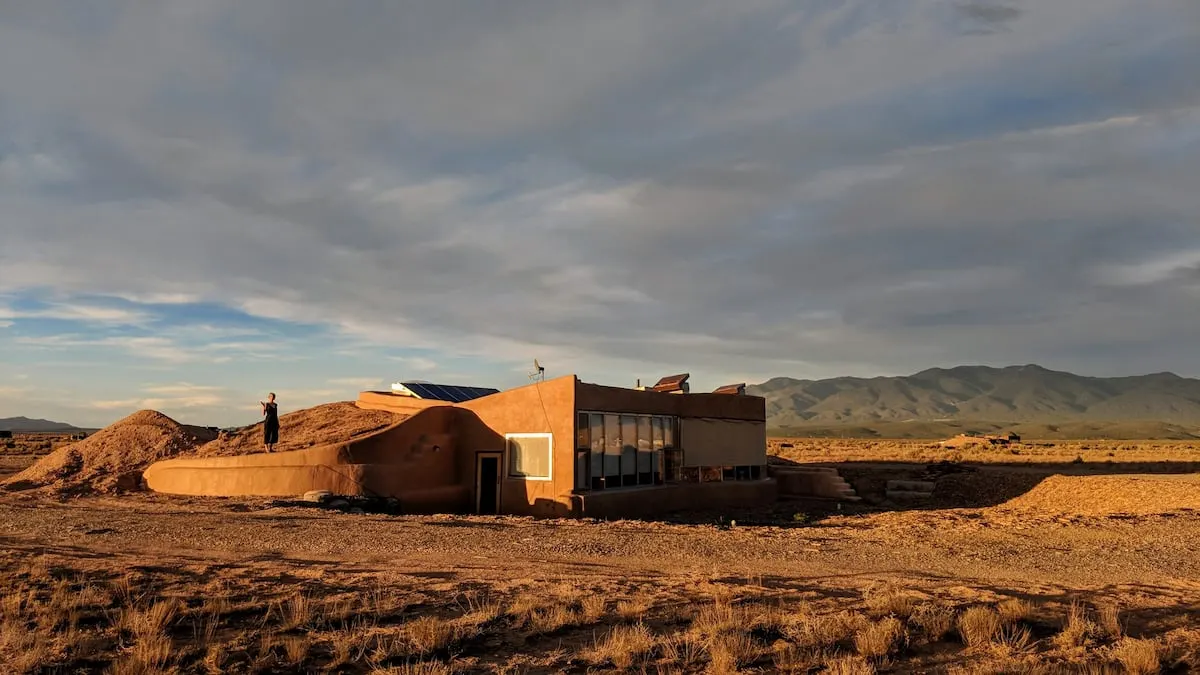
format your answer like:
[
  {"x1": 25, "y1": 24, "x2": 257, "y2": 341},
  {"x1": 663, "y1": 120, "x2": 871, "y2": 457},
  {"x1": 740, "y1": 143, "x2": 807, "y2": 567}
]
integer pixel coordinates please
[{"x1": 143, "y1": 373, "x2": 775, "y2": 518}]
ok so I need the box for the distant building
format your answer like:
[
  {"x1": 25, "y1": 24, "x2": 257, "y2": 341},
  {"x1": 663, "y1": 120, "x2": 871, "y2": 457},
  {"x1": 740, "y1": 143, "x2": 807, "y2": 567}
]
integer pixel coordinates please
[{"x1": 144, "y1": 373, "x2": 774, "y2": 518}]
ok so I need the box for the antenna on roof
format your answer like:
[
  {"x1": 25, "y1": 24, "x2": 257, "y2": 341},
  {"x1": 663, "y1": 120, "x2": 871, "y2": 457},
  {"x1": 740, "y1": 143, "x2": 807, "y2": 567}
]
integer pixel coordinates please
[{"x1": 529, "y1": 358, "x2": 545, "y2": 383}]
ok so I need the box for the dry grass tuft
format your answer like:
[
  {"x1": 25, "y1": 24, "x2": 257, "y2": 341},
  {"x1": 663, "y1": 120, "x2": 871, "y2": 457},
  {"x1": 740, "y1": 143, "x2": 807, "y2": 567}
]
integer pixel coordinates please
[
  {"x1": 659, "y1": 632, "x2": 706, "y2": 668},
  {"x1": 528, "y1": 604, "x2": 577, "y2": 635},
  {"x1": 405, "y1": 615, "x2": 456, "y2": 655},
  {"x1": 616, "y1": 598, "x2": 651, "y2": 622},
  {"x1": 991, "y1": 623, "x2": 1034, "y2": 658},
  {"x1": 1054, "y1": 601, "x2": 1101, "y2": 651},
  {"x1": 278, "y1": 592, "x2": 314, "y2": 631},
  {"x1": 957, "y1": 606, "x2": 1002, "y2": 649},
  {"x1": 855, "y1": 616, "x2": 906, "y2": 661},
  {"x1": 119, "y1": 598, "x2": 181, "y2": 640},
  {"x1": 1094, "y1": 602, "x2": 1123, "y2": 640},
  {"x1": 706, "y1": 630, "x2": 760, "y2": 673},
  {"x1": 909, "y1": 602, "x2": 957, "y2": 642},
  {"x1": 825, "y1": 654, "x2": 877, "y2": 675},
  {"x1": 864, "y1": 586, "x2": 918, "y2": 620},
  {"x1": 1108, "y1": 637, "x2": 1160, "y2": 674},
  {"x1": 578, "y1": 595, "x2": 606, "y2": 624},
  {"x1": 458, "y1": 595, "x2": 504, "y2": 635},
  {"x1": 0, "y1": 624, "x2": 51, "y2": 675},
  {"x1": 585, "y1": 622, "x2": 657, "y2": 669},
  {"x1": 374, "y1": 662, "x2": 454, "y2": 675},
  {"x1": 692, "y1": 599, "x2": 741, "y2": 638},
  {"x1": 111, "y1": 632, "x2": 172, "y2": 675},
  {"x1": 783, "y1": 609, "x2": 868, "y2": 651},
  {"x1": 282, "y1": 634, "x2": 310, "y2": 665},
  {"x1": 997, "y1": 598, "x2": 1036, "y2": 625},
  {"x1": 505, "y1": 594, "x2": 542, "y2": 623}
]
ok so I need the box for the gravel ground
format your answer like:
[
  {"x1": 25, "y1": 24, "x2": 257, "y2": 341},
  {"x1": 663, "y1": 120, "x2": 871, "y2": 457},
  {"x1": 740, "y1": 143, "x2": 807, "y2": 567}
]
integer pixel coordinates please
[{"x1": 3, "y1": 492, "x2": 1199, "y2": 604}]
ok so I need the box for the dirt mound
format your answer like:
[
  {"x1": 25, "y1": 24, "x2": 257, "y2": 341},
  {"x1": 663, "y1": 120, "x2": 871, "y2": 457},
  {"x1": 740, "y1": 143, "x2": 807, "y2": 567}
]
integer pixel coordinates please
[
  {"x1": 996, "y1": 474, "x2": 1200, "y2": 516},
  {"x1": 195, "y1": 402, "x2": 403, "y2": 457},
  {"x1": 1, "y1": 410, "x2": 217, "y2": 495}
]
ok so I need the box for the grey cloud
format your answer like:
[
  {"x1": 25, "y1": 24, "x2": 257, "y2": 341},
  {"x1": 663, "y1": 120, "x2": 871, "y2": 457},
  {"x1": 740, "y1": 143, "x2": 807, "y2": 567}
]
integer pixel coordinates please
[
  {"x1": 2, "y1": 0, "x2": 1200, "y2": 381},
  {"x1": 953, "y1": 2, "x2": 1022, "y2": 33}
]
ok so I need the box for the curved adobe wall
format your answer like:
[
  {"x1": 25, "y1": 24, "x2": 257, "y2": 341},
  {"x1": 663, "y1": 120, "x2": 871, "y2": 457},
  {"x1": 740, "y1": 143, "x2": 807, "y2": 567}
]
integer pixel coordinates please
[{"x1": 143, "y1": 407, "x2": 469, "y2": 510}]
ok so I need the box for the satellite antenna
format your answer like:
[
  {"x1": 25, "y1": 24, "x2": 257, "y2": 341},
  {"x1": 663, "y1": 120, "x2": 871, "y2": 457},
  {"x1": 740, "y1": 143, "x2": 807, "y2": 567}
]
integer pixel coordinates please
[{"x1": 529, "y1": 358, "x2": 545, "y2": 382}]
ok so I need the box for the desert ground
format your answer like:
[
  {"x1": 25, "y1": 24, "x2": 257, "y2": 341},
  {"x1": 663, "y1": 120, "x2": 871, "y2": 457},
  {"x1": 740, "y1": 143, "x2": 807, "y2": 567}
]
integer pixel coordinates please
[{"x1": 2, "y1": 429, "x2": 1199, "y2": 673}]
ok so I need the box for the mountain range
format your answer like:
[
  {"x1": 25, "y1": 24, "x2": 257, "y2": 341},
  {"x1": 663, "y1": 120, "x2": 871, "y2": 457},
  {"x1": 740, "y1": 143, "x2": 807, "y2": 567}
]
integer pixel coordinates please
[
  {"x1": 747, "y1": 364, "x2": 1200, "y2": 435},
  {"x1": 0, "y1": 416, "x2": 84, "y2": 433}
]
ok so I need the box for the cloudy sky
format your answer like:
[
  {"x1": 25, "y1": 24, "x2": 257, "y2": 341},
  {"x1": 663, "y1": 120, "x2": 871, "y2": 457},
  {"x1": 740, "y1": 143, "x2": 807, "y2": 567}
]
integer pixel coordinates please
[{"x1": 2, "y1": 0, "x2": 1199, "y2": 428}]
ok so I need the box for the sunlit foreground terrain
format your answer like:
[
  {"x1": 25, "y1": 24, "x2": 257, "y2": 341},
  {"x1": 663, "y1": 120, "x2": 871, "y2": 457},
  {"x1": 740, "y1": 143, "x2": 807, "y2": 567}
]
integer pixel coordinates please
[
  {"x1": 769, "y1": 437, "x2": 1200, "y2": 467},
  {"x1": 3, "y1": 451, "x2": 1199, "y2": 675}
]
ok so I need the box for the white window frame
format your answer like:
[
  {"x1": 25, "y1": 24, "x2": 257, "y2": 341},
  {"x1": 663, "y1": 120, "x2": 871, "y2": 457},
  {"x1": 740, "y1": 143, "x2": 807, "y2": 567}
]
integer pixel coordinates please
[{"x1": 506, "y1": 433, "x2": 553, "y2": 481}]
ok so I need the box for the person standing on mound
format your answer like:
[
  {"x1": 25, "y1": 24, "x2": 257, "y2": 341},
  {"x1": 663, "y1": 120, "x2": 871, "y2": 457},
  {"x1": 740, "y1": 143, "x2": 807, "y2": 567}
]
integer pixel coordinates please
[{"x1": 260, "y1": 393, "x2": 280, "y2": 453}]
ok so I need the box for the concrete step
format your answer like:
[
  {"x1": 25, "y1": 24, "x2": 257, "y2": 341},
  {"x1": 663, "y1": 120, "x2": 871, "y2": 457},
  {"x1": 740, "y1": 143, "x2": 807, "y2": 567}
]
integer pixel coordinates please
[
  {"x1": 886, "y1": 480, "x2": 936, "y2": 492},
  {"x1": 769, "y1": 465, "x2": 839, "y2": 475},
  {"x1": 886, "y1": 489, "x2": 934, "y2": 500}
]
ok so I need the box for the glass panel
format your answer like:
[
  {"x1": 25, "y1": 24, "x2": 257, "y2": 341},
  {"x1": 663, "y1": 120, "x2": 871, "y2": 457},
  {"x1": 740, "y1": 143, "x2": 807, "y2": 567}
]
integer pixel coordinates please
[
  {"x1": 577, "y1": 413, "x2": 589, "y2": 449},
  {"x1": 589, "y1": 414, "x2": 605, "y2": 489},
  {"x1": 576, "y1": 414, "x2": 590, "y2": 490},
  {"x1": 621, "y1": 415, "x2": 637, "y2": 486},
  {"x1": 575, "y1": 451, "x2": 589, "y2": 490},
  {"x1": 651, "y1": 418, "x2": 665, "y2": 451},
  {"x1": 664, "y1": 448, "x2": 682, "y2": 482},
  {"x1": 662, "y1": 417, "x2": 675, "y2": 447},
  {"x1": 637, "y1": 416, "x2": 652, "y2": 484},
  {"x1": 604, "y1": 414, "x2": 621, "y2": 483},
  {"x1": 508, "y1": 436, "x2": 551, "y2": 478}
]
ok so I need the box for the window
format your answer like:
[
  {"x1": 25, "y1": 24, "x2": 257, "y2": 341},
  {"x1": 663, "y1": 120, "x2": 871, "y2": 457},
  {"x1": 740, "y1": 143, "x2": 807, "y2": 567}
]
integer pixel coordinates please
[
  {"x1": 651, "y1": 417, "x2": 665, "y2": 483},
  {"x1": 589, "y1": 413, "x2": 605, "y2": 490},
  {"x1": 636, "y1": 416, "x2": 653, "y2": 485},
  {"x1": 604, "y1": 415, "x2": 621, "y2": 486},
  {"x1": 575, "y1": 414, "x2": 590, "y2": 490},
  {"x1": 577, "y1": 411, "x2": 681, "y2": 490},
  {"x1": 621, "y1": 415, "x2": 638, "y2": 487},
  {"x1": 507, "y1": 434, "x2": 552, "y2": 480},
  {"x1": 663, "y1": 448, "x2": 683, "y2": 483}
]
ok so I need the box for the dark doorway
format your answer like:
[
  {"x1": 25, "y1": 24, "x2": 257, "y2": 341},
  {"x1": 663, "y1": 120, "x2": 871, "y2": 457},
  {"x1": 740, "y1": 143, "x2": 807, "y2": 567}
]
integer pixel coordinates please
[{"x1": 476, "y1": 452, "x2": 501, "y2": 514}]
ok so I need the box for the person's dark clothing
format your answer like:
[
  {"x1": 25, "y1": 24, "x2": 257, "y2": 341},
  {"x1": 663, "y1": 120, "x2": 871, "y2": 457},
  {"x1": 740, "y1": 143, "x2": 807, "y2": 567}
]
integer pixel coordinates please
[{"x1": 263, "y1": 402, "x2": 279, "y2": 445}]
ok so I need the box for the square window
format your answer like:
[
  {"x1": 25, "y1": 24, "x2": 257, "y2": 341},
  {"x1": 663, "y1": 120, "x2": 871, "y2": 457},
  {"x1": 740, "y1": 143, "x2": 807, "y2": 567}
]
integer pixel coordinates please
[{"x1": 507, "y1": 434, "x2": 553, "y2": 480}]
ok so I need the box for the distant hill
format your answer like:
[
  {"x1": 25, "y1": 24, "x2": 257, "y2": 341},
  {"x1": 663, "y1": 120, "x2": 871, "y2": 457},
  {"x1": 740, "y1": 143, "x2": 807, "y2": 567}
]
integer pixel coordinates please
[
  {"x1": 0, "y1": 416, "x2": 82, "y2": 433},
  {"x1": 768, "y1": 419, "x2": 1200, "y2": 441},
  {"x1": 749, "y1": 364, "x2": 1200, "y2": 437}
]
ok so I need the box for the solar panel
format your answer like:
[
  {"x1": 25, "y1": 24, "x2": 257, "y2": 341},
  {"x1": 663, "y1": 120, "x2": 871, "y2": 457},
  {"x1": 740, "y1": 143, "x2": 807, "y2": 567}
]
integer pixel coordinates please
[
  {"x1": 400, "y1": 381, "x2": 499, "y2": 402},
  {"x1": 652, "y1": 373, "x2": 690, "y2": 392}
]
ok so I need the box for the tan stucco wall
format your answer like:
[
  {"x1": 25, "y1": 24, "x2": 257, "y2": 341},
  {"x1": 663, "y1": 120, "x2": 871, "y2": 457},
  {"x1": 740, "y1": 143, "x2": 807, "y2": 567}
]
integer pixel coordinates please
[
  {"x1": 678, "y1": 418, "x2": 767, "y2": 467},
  {"x1": 458, "y1": 375, "x2": 576, "y2": 517},
  {"x1": 575, "y1": 381, "x2": 765, "y2": 421},
  {"x1": 143, "y1": 407, "x2": 469, "y2": 510},
  {"x1": 144, "y1": 374, "x2": 768, "y2": 518},
  {"x1": 565, "y1": 480, "x2": 777, "y2": 519},
  {"x1": 356, "y1": 391, "x2": 451, "y2": 415}
]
